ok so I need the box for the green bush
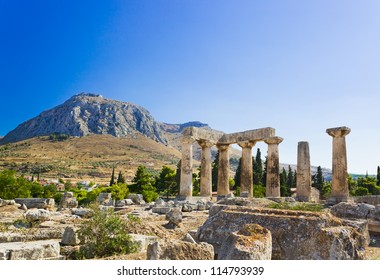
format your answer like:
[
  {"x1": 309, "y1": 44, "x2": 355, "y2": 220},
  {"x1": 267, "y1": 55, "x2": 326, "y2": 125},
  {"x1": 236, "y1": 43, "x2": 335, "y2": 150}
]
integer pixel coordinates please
[
  {"x1": 253, "y1": 184, "x2": 266, "y2": 198},
  {"x1": 267, "y1": 202, "x2": 323, "y2": 212},
  {"x1": 77, "y1": 204, "x2": 139, "y2": 259}
]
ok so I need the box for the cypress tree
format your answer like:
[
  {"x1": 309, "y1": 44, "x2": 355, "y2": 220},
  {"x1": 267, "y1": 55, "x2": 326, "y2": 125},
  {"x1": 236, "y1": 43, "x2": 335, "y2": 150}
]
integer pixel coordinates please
[
  {"x1": 117, "y1": 171, "x2": 125, "y2": 184},
  {"x1": 315, "y1": 166, "x2": 324, "y2": 191},
  {"x1": 211, "y1": 151, "x2": 219, "y2": 192},
  {"x1": 377, "y1": 166, "x2": 380, "y2": 186},
  {"x1": 253, "y1": 149, "x2": 263, "y2": 185},
  {"x1": 234, "y1": 158, "x2": 242, "y2": 189},
  {"x1": 110, "y1": 166, "x2": 115, "y2": 186}
]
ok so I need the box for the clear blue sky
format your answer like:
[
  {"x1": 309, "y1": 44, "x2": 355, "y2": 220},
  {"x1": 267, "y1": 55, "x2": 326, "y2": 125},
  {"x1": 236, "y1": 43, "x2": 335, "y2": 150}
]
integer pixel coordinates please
[{"x1": 1, "y1": 0, "x2": 380, "y2": 174}]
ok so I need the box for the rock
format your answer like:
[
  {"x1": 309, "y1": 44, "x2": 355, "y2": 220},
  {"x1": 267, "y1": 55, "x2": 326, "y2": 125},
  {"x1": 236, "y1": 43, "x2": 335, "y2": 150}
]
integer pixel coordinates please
[
  {"x1": 71, "y1": 208, "x2": 93, "y2": 218},
  {"x1": 331, "y1": 202, "x2": 374, "y2": 219},
  {"x1": 371, "y1": 205, "x2": 380, "y2": 221},
  {"x1": 310, "y1": 187, "x2": 320, "y2": 203},
  {"x1": 129, "y1": 234, "x2": 158, "y2": 251},
  {"x1": 0, "y1": 199, "x2": 15, "y2": 207},
  {"x1": 181, "y1": 233, "x2": 196, "y2": 244},
  {"x1": 59, "y1": 192, "x2": 78, "y2": 209},
  {"x1": 61, "y1": 227, "x2": 79, "y2": 246},
  {"x1": 14, "y1": 198, "x2": 55, "y2": 210},
  {"x1": 197, "y1": 200, "x2": 207, "y2": 211},
  {"x1": 19, "y1": 204, "x2": 27, "y2": 211},
  {"x1": 115, "y1": 199, "x2": 134, "y2": 207},
  {"x1": 187, "y1": 230, "x2": 198, "y2": 241},
  {"x1": 0, "y1": 240, "x2": 62, "y2": 260},
  {"x1": 97, "y1": 193, "x2": 114, "y2": 206},
  {"x1": 147, "y1": 240, "x2": 214, "y2": 260},
  {"x1": 152, "y1": 207, "x2": 171, "y2": 215},
  {"x1": 154, "y1": 198, "x2": 166, "y2": 206},
  {"x1": 128, "y1": 194, "x2": 145, "y2": 205},
  {"x1": 197, "y1": 205, "x2": 366, "y2": 260},
  {"x1": 23, "y1": 209, "x2": 50, "y2": 223},
  {"x1": 181, "y1": 204, "x2": 193, "y2": 212},
  {"x1": 206, "y1": 201, "x2": 214, "y2": 210},
  {"x1": 218, "y1": 224, "x2": 272, "y2": 260},
  {"x1": 166, "y1": 208, "x2": 182, "y2": 227}
]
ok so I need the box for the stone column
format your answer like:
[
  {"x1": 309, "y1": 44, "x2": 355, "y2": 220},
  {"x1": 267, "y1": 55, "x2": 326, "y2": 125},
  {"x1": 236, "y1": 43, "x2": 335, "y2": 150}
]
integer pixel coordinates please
[
  {"x1": 237, "y1": 141, "x2": 257, "y2": 197},
  {"x1": 296, "y1": 141, "x2": 311, "y2": 202},
  {"x1": 197, "y1": 140, "x2": 214, "y2": 197},
  {"x1": 179, "y1": 137, "x2": 194, "y2": 199},
  {"x1": 217, "y1": 144, "x2": 230, "y2": 197},
  {"x1": 264, "y1": 137, "x2": 283, "y2": 197},
  {"x1": 326, "y1": 126, "x2": 351, "y2": 204}
]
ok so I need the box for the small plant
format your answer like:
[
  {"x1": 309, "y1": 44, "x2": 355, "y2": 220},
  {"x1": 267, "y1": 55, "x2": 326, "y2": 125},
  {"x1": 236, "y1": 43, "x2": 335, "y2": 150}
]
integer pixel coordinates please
[
  {"x1": 13, "y1": 218, "x2": 32, "y2": 229},
  {"x1": 267, "y1": 202, "x2": 323, "y2": 212},
  {"x1": 77, "y1": 204, "x2": 140, "y2": 259}
]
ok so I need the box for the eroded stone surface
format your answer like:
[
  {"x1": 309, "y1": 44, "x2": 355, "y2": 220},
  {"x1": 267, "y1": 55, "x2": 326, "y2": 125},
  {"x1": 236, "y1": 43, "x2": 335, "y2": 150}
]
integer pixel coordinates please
[
  {"x1": 0, "y1": 240, "x2": 62, "y2": 260},
  {"x1": 15, "y1": 198, "x2": 55, "y2": 210}
]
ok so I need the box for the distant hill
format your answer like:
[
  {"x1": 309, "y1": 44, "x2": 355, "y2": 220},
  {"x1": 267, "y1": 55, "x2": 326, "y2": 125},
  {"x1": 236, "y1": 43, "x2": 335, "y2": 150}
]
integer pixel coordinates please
[{"x1": 0, "y1": 93, "x2": 211, "y2": 145}]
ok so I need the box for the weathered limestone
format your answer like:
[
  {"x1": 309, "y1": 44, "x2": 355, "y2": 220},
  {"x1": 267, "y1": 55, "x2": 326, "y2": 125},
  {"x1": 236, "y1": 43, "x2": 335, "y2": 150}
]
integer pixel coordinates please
[
  {"x1": 59, "y1": 192, "x2": 78, "y2": 209},
  {"x1": 219, "y1": 127, "x2": 275, "y2": 144},
  {"x1": 23, "y1": 209, "x2": 50, "y2": 223},
  {"x1": 296, "y1": 141, "x2": 311, "y2": 202},
  {"x1": 0, "y1": 240, "x2": 62, "y2": 260},
  {"x1": 179, "y1": 137, "x2": 193, "y2": 198},
  {"x1": 238, "y1": 141, "x2": 256, "y2": 197},
  {"x1": 165, "y1": 208, "x2": 182, "y2": 227},
  {"x1": 61, "y1": 226, "x2": 79, "y2": 246},
  {"x1": 326, "y1": 126, "x2": 351, "y2": 204},
  {"x1": 217, "y1": 143, "x2": 230, "y2": 197},
  {"x1": 147, "y1": 240, "x2": 214, "y2": 260},
  {"x1": 198, "y1": 139, "x2": 214, "y2": 197},
  {"x1": 197, "y1": 205, "x2": 366, "y2": 260},
  {"x1": 264, "y1": 137, "x2": 283, "y2": 197},
  {"x1": 218, "y1": 224, "x2": 272, "y2": 260},
  {"x1": 14, "y1": 198, "x2": 55, "y2": 210}
]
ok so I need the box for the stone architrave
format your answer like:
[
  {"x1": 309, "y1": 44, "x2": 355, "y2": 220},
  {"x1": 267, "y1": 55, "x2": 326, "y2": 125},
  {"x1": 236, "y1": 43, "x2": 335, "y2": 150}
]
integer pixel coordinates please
[
  {"x1": 238, "y1": 141, "x2": 257, "y2": 197},
  {"x1": 264, "y1": 137, "x2": 283, "y2": 197},
  {"x1": 197, "y1": 140, "x2": 214, "y2": 197},
  {"x1": 326, "y1": 126, "x2": 351, "y2": 204},
  {"x1": 217, "y1": 144, "x2": 230, "y2": 197},
  {"x1": 296, "y1": 141, "x2": 311, "y2": 202},
  {"x1": 179, "y1": 137, "x2": 194, "y2": 198}
]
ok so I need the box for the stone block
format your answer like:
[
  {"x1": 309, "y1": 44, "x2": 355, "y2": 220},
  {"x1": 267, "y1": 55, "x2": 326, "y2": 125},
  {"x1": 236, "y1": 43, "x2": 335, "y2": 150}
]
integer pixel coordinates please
[
  {"x1": 61, "y1": 226, "x2": 79, "y2": 246},
  {"x1": 129, "y1": 234, "x2": 158, "y2": 251},
  {"x1": 24, "y1": 209, "x2": 50, "y2": 223},
  {"x1": 152, "y1": 207, "x2": 171, "y2": 215},
  {"x1": 0, "y1": 240, "x2": 61, "y2": 260},
  {"x1": 14, "y1": 198, "x2": 55, "y2": 210}
]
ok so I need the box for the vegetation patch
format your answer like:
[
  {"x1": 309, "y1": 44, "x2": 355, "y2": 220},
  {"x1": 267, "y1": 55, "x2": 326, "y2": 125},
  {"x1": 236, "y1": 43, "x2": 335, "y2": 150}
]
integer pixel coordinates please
[{"x1": 267, "y1": 202, "x2": 324, "y2": 212}]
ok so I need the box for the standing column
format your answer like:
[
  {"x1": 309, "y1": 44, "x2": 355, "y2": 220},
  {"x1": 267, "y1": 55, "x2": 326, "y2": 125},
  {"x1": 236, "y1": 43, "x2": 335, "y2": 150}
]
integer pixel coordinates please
[
  {"x1": 264, "y1": 137, "x2": 283, "y2": 197},
  {"x1": 198, "y1": 140, "x2": 214, "y2": 197},
  {"x1": 326, "y1": 126, "x2": 351, "y2": 204},
  {"x1": 296, "y1": 141, "x2": 311, "y2": 202},
  {"x1": 217, "y1": 144, "x2": 230, "y2": 197},
  {"x1": 238, "y1": 141, "x2": 257, "y2": 197},
  {"x1": 179, "y1": 137, "x2": 194, "y2": 199}
]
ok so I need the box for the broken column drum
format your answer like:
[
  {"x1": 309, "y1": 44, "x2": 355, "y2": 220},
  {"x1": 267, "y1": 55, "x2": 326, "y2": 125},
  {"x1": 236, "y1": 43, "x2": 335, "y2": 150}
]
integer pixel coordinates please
[
  {"x1": 264, "y1": 137, "x2": 283, "y2": 198},
  {"x1": 326, "y1": 126, "x2": 351, "y2": 203}
]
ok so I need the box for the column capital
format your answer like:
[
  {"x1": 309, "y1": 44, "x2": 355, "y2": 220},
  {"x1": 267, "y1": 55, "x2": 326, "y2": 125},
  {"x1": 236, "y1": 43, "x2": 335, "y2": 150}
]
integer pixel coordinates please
[
  {"x1": 326, "y1": 126, "x2": 351, "y2": 138},
  {"x1": 181, "y1": 137, "x2": 194, "y2": 144},
  {"x1": 237, "y1": 140, "x2": 257, "y2": 149},
  {"x1": 216, "y1": 143, "x2": 230, "y2": 151},
  {"x1": 197, "y1": 139, "x2": 215, "y2": 148},
  {"x1": 264, "y1": 136, "x2": 283, "y2": 145}
]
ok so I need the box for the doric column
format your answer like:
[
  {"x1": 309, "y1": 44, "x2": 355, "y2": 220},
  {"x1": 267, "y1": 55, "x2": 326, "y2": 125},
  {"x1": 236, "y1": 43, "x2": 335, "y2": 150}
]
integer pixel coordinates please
[
  {"x1": 296, "y1": 141, "x2": 311, "y2": 202},
  {"x1": 179, "y1": 137, "x2": 194, "y2": 198},
  {"x1": 197, "y1": 139, "x2": 214, "y2": 197},
  {"x1": 326, "y1": 126, "x2": 351, "y2": 204},
  {"x1": 237, "y1": 141, "x2": 257, "y2": 197},
  {"x1": 264, "y1": 137, "x2": 283, "y2": 197},
  {"x1": 217, "y1": 143, "x2": 230, "y2": 197}
]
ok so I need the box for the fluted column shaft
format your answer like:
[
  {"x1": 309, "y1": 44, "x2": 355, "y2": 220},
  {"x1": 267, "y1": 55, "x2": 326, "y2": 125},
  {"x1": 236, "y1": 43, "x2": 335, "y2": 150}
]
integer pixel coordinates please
[
  {"x1": 264, "y1": 137, "x2": 283, "y2": 197},
  {"x1": 327, "y1": 127, "x2": 351, "y2": 203},
  {"x1": 198, "y1": 140, "x2": 214, "y2": 197},
  {"x1": 179, "y1": 137, "x2": 193, "y2": 198},
  {"x1": 217, "y1": 144, "x2": 230, "y2": 197},
  {"x1": 296, "y1": 141, "x2": 311, "y2": 201},
  {"x1": 238, "y1": 141, "x2": 256, "y2": 197}
]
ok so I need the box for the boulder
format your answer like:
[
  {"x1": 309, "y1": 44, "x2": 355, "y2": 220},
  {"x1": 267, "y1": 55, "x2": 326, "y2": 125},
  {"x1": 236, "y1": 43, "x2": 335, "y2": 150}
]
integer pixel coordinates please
[
  {"x1": 23, "y1": 209, "x2": 50, "y2": 223},
  {"x1": 181, "y1": 204, "x2": 193, "y2": 212},
  {"x1": 129, "y1": 234, "x2": 158, "y2": 251},
  {"x1": 0, "y1": 199, "x2": 15, "y2": 207},
  {"x1": 61, "y1": 226, "x2": 79, "y2": 246},
  {"x1": 115, "y1": 199, "x2": 134, "y2": 207},
  {"x1": 218, "y1": 224, "x2": 272, "y2": 260},
  {"x1": 197, "y1": 205, "x2": 366, "y2": 260},
  {"x1": 71, "y1": 208, "x2": 93, "y2": 218},
  {"x1": 59, "y1": 192, "x2": 78, "y2": 209},
  {"x1": 330, "y1": 202, "x2": 374, "y2": 220},
  {"x1": 152, "y1": 207, "x2": 171, "y2": 215},
  {"x1": 14, "y1": 198, "x2": 55, "y2": 210},
  {"x1": 197, "y1": 200, "x2": 207, "y2": 211},
  {"x1": 97, "y1": 193, "x2": 114, "y2": 206},
  {"x1": 128, "y1": 194, "x2": 145, "y2": 205},
  {"x1": 0, "y1": 240, "x2": 62, "y2": 260},
  {"x1": 147, "y1": 240, "x2": 214, "y2": 260},
  {"x1": 166, "y1": 208, "x2": 182, "y2": 227}
]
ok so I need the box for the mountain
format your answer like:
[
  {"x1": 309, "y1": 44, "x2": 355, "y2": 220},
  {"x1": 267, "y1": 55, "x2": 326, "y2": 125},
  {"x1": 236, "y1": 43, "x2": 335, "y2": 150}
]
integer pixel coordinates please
[{"x1": 0, "y1": 93, "x2": 209, "y2": 145}]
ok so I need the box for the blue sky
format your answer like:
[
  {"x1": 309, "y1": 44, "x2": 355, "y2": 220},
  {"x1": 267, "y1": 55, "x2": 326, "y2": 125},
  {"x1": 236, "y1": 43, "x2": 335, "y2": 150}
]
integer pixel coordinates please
[{"x1": 1, "y1": 0, "x2": 380, "y2": 174}]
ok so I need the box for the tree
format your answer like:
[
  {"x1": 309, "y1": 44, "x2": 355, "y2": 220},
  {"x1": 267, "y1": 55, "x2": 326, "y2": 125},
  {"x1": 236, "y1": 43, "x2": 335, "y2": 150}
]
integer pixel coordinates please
[
  {"x1": 253, "y1": 149, "x2": 263, "y2": 185},
  {"x1": 312, "y1": 166, "x2": 324, "y2": 192},
  {"x1": 262, "y1": 156, "x2": 268, "y2": 186},
  {"x1": 233, "y1": 158, "x2": 242, "y2": 189},
  {"x1": 356, "y1": 176, "x2": 380, "y2": 195},
  {"x1": 156, "y1": 166, "x2": 177, "y2": 198},
  {"x1": 192, "y1": 167, "x2": 201, "y2": 196},
  {"x1": 109, "y1": 167, "x2": 115, "y2": 186},
  {"x1": 175, "y1": 160, "x2": 181, "y2": 189},
  {"x1": 377, "y1": 166, "x2": 380, "y2": 186},
  {"x1": 131, "y1": 165, "x2": 158, "y2": 202},
  {"x1": 117, "y1": 171, "x2": 125, "y2": 184},
  {"x1": 211, "y1": 151, "x2": 219, "y2": 192},
  {"x1": 0, "y1": 170, "x2": 32, "y2": 199}
]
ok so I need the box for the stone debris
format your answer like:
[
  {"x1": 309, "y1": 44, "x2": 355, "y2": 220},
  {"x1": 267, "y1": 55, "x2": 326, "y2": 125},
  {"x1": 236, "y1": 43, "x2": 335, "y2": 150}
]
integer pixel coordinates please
[
  {"x1": 0, "y1": 240, "x2": 62, "y2": 260},
  {"x1": 128, "y1": 194, "x2": 145, "y2": 205},
  {"x1": 181, "y1": 233, "x2": 196, "y2": 244},
  {"x1": 0, "y1": 199, "x2": 15, "y2": 207},
  {"x1": 97, "y1": 193, "x2": 115, "y2": 206},
  {"x1": 24, "y1": 209, "x2": 50, "y2": 223},
  {"x1": 59, "y1": 192, "x2": 78, "y2": 209},
  {"x1": 218, "y1": 224, "x2": 272, "y2": 260},
  {"x1": 165, "y1": 208, "x2": 182, "y2": 227},
  {"x1": 71, "y1": 208, "x2": 93, "y2": 218},
  {"x1": 61, "y1": 226, "x2": 79, "y2": 246},
  {"x1": 14, "y1": 198, "x2": 55, "y2": 210},
  {"x1": 147, "y1": 240, "x2": 214, "y2": 260},
  {"x1": 129, "y1": 234, "x2": 158, "y2": 251}
]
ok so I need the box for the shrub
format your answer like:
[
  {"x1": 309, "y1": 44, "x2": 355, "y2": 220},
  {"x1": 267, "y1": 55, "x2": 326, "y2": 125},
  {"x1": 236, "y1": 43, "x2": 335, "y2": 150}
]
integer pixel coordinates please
[
  {"x1": 77, "y1": 204, "x2": 139, "y2": 259},
  {"x1": 267, "y1": 202, "x2": 323, "y2": 212}
]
